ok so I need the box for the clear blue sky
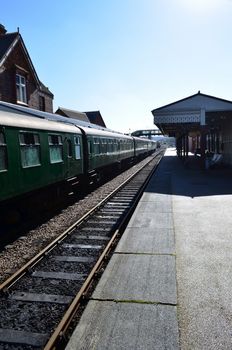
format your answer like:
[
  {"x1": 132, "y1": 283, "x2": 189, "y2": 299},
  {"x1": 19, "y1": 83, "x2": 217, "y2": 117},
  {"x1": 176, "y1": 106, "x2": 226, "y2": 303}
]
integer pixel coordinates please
[{"x1": 1, "y1": 0, "x2": 232, "y2": 133}]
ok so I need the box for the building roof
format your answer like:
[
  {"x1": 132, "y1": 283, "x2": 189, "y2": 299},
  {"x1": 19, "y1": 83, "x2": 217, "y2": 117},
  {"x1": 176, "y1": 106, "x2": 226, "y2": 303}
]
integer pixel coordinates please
[
  {"x1": 152, "y1": 92, "x2": 232, "y2": 136},
  {"x1": 85, "y1": 111, "x2": 106, "y2": 127},
  {"x1": 0, "y1": 25, "x2": 53, "y2": 97},
  {"x1": 0, "y1": 32, "x2": 18, "y2": 61},
  {"x1": 56, "y1": 107, "x2": 90, "y2": 122},
  {"x1": 152, "y1": 91, "x2": 232, "y2": 113},
  {"x1": 39, "y1": 81, "x2": 54, "y2": 97}
]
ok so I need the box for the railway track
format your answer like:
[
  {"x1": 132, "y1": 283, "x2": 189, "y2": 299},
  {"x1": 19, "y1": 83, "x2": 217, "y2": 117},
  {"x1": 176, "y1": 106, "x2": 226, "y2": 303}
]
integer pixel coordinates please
[
  {"x1": 0, "y1": 154, "x2": 157, "y2": 250},
  {"x1": 0, "y1": 150, "x2": 164, "y2": 350}
]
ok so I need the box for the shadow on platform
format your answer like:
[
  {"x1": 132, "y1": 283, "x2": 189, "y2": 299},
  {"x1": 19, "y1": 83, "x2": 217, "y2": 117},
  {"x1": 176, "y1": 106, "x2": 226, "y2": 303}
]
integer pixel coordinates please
[{"x1": 146, "y1": 152, "x2": 232, "y2": 198}]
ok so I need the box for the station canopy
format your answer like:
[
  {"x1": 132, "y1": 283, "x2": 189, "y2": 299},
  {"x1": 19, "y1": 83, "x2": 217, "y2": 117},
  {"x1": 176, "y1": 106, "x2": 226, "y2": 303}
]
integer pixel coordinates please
[{"x1": 151, "y1": 92, "x2": 232, "y2": 137}]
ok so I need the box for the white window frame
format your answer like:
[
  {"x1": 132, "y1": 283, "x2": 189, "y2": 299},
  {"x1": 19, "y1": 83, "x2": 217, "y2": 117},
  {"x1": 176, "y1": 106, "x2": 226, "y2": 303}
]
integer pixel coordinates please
[{"x1": 16, "y1": 74, "x2": 27, "y2": 104}]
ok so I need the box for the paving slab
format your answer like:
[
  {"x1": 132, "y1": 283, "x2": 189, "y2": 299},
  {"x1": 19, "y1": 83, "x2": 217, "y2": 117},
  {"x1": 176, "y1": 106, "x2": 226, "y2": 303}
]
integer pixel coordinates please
[
  {"x1": 92, "y1": 253, "x2": 177, "y2": 304},
  {"x1": 115, "y1": 227, "x2": 175, "y2": 254},
  {"x1": 127, "y1": 211, "x2": 173, "y2": 229},
  {"x1": 135, "y1": 198, "x2": 172, "y2": 212},
  {"x1": 65, "y1": 301, "x2": 179, "y2": 350},
  {"x1": 140, "y1": 191, "x2": 172, "y2": 203}
]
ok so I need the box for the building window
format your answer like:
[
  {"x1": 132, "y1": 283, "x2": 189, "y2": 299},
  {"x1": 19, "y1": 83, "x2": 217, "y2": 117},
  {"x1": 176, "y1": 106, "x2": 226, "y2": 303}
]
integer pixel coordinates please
[
  {"x1": 16, "y1": 74, "x2": 27, "y2": 104},
  {"x1": 48, "y1": 134, "x2": 63, "y2": 163},
  {"x1": 0, "y1": 131, "x2": 7, "y2": 171},
  {"x1": 19, "y1": 132, "x2": 40, "y2": 168},
  {"x1": 39, "y1": 96, "x2": 46, "y2": 111}
]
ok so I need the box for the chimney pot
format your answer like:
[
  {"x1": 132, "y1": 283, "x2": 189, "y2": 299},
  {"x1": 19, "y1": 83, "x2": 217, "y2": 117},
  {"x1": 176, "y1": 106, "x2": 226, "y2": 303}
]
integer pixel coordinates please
[{"x1": 0, "y1": 24, "x2": 7, "y2": 35}]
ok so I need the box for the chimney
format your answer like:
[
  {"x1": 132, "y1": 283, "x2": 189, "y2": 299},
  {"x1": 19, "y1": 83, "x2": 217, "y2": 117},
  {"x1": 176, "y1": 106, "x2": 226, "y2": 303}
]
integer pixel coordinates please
[{"x1": 0, "y1": 24, "x2": 7, "y2": 35}]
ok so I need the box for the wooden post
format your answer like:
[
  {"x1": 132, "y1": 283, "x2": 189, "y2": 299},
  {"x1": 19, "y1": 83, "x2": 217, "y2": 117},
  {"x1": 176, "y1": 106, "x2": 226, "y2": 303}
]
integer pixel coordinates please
[
  {"x1": 200, "y1": 128, "x2": 207, "y2": 169},
  {"x1": 186, "y1": 132, "x2": 189, "y2": 158}
]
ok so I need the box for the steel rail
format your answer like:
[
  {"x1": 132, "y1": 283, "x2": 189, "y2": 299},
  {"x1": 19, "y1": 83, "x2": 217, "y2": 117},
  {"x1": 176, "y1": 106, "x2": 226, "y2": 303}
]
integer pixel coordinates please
[
  {"x1": 0, "y1": 151, "x2": 163, "y2": 293},
  {"x1": 43, "y1": 151, "x2": 164, "y2": 350}
]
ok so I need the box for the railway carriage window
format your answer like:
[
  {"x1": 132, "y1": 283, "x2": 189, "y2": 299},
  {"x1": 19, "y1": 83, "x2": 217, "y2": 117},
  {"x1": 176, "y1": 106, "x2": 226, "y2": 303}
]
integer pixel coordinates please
[
  {"x1": 88, "y1": 139, "x2": 93, "y2": 157},
  {"x1": 74, "y1": 137, "x2": 81, "y2": 160},
  {"x1": 94, "y1": 138, "x2": 100, "y2": 154},
  {"x1": 104, "y1": 139, "x2": 108, "y2": 153},
  {"x1": 108, "y1": 139, "x2": 112, "y2": 153},
  {"x1": 48, "y1": 135, "x2": 63, "y2": 163},
  {"x1": 19, "y1": 132, "x2": 40, "y2": 168},
  {"x1": 106, "y1": 139, "x2": 109, "y2": 154},
  {"x1": 0, "y1": 132, "x2": 7, "y2": 171},
  {"x1": 67, "y1": 139, "x2": 72, "y2": 158},
  {"x1": 101, "y1": 138, "x2": 107, "y2": 153},
  {"x1": 110, "y1": 139, "x2": 114, "y2": 153},
  {"x1": 114, "y1": 139, "x2": 118, "y2": 152},
  {"x1": 98, "y1": 139, "x2": 102, "y2": 154}
]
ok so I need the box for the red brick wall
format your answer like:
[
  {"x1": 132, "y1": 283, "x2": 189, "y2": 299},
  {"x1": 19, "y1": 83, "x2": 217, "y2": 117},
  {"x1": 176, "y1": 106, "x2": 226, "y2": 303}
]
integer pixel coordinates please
[{"x1": 0, "y1": 40, "x2": 53, "y2": 112}]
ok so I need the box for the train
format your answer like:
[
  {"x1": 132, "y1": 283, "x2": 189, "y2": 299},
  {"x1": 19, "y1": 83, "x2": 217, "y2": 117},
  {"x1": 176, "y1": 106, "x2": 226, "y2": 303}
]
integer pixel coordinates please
[{"x1": 0, "y1": 101, "x2": 157, "y2": 222}]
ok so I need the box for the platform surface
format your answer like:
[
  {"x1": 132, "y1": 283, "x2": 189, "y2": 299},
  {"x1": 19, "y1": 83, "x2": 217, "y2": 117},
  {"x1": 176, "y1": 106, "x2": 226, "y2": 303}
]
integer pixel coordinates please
[{"x1": 66, "y1": 149, "x2": 232, "y2": 350}]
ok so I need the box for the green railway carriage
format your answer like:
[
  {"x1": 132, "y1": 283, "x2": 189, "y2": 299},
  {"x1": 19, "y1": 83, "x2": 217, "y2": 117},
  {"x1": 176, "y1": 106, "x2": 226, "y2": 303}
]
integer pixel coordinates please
[
  {"x1": 83, "y1": 128, "x2": 135, "y2": 179},
  {"x1": 118, "y1": 136, "x2": 135, "y2": 164},
  {"x1": 147, "y1": 139, "x2": 157, "y2": 154},
  {"x1": 0, "y1": 107, "x2": 84, "y2": 205},
  {"x1": 133, "y1": 136, "x2": 157, "y2": 158},
  {"x1": 133, "y1": 136, "x2": 149, "y2": 158},
  {"x1": 0, "y1": 101, "x2": 157, "y2": 225}
]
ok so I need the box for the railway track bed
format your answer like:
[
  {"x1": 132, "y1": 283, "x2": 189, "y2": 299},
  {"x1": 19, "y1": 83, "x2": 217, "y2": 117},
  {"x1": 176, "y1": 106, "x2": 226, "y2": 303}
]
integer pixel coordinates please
[{"x1": 0, "y1": 151, "x2": 164, "y2": 350}]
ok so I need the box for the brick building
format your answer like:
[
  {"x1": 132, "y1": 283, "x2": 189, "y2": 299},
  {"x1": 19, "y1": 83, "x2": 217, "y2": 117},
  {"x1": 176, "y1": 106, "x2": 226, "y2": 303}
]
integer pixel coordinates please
[
  {"x1": 84, "y1": 111, "x2": 106, "y2": 128},
  {"x1": 0, "y1": 24, "x2": 53, "y2": 112}
]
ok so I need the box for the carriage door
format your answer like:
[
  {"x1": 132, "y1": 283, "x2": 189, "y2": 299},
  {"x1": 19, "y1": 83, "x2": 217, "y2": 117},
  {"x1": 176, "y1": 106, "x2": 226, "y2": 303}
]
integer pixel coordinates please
[{"x1": 66, "y1": 138, "x2": 73, "y2": 176}]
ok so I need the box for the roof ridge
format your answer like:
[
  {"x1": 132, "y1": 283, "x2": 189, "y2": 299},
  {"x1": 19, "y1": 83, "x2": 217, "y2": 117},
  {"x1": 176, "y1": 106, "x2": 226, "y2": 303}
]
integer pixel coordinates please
[
  {"x1": 0, "y1": 31, "x2": 18, "y2": 36},
  {"x1": 58, "y1": 107, "x2": 86, "y2": 114},
  {"x1": 0, "y1": 32, "x2": 19, "y2": 64},
  {"x1": 152, "y1": 92, "x2": 232, "y2": 112}
]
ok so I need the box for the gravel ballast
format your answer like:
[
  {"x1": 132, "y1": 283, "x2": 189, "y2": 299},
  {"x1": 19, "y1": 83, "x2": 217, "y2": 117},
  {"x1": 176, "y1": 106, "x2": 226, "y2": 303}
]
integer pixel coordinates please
[{"x1": 0, "y1": 156, "x2": 156, "y2": 284}]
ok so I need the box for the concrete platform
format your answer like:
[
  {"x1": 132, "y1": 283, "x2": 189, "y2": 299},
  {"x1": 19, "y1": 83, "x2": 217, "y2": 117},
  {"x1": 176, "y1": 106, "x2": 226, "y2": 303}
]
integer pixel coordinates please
[
  {"x1": 66, "y1": 148, "x2": 232, "y2": 349},
  {"x1": 92, "y1": 254, "x2": 177, "y2": 304},
  {"x1": 115, "y1": 227, "x2": 175, "y2": 254},
  {"x1": 66, "y1": 301, "x2": 178, "y2": 350}
]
